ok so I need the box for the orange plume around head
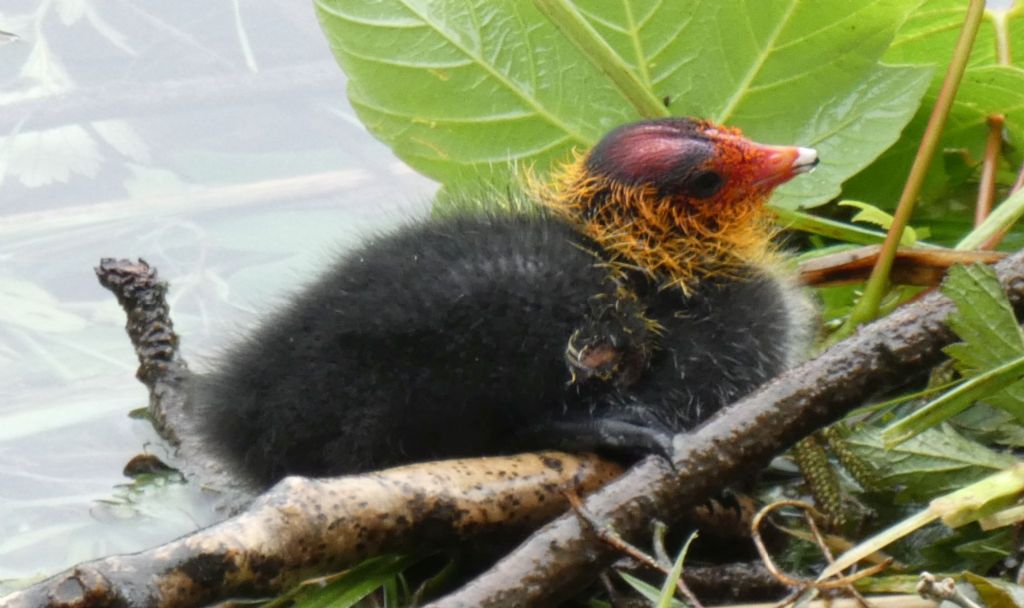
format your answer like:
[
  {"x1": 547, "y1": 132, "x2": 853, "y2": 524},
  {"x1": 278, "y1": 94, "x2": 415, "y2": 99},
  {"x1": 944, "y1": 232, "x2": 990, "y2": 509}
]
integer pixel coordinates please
[{"x1": 533, "y1": 118, "x2": 817, "y2": 293}]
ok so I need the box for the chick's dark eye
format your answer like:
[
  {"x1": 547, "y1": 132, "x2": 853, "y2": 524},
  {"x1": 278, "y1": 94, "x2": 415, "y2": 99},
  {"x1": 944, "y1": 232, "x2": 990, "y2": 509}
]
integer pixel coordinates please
[{"x1": 688, "y1": 171, "x2": 724, "y2": 198}]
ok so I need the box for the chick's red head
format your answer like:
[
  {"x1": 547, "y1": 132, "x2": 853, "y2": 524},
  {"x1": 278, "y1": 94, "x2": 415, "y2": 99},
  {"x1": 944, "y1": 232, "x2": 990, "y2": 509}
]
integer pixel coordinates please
[
  {"x1": 541, "y1": 118, "x2": 818, "y2": 290},
  {"x1": 584, "y1": 118, "x2": 817, "y2": 213}
]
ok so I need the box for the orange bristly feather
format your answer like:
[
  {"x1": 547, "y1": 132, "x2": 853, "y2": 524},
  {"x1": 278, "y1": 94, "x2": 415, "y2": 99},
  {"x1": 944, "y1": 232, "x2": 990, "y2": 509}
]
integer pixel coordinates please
[{"x1": 532, "y1": 154, "x2": 778, "y2": 294}]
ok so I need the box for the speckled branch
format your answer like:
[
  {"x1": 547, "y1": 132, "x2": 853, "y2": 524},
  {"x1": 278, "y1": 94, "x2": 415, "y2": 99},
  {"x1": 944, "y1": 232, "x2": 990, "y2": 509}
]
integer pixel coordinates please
[
  {"x1": 425, "y1": 250, "x2": 1024, "y2": 608},
  {"x1": 0, "y1": 260, "x2": 623, "y2": 608},
  {"x1": 94, "y1": 258, "x2": 254, "y2": 502},
  {"x1": 0, "y1": 453, "x2": 621, "y2": 608}
]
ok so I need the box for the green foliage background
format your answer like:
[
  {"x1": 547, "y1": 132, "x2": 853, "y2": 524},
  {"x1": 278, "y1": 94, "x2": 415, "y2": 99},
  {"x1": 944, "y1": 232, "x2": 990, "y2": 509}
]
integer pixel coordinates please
[{"x1": 315, "y1": 0, "x2": 1022, "y2": 221}]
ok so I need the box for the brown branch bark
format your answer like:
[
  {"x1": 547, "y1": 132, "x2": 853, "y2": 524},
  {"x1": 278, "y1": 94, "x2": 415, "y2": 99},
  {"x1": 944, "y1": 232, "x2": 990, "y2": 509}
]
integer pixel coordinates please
[
  {"x1": 424, "y1": 249, "x2": 1024, "y2": 608},
  {"x1": 0, "y1": 453, "x2": 621, "y2": 608},
  {"x1": 798, "y1": 245, "x2": 1005, "y2": 287},
  {"x1": 0, "y1": 259, "x2": 625, "y2": 608},
  {"x1": 94, "y1": 258, "x2": 256, "y2": 507}
]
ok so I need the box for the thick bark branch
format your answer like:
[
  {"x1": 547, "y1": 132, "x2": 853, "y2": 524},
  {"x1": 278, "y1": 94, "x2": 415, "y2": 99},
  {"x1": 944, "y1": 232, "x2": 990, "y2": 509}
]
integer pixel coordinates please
[
  {"x1": 0, "y1": 259, "x2": 624, "y2": 608},
  {"x1": 0, "y1": 453, "x2": 621, "y2": 608},
  {"x1": 425, "y1": 250, "x2": 1024, "y2": 608}
]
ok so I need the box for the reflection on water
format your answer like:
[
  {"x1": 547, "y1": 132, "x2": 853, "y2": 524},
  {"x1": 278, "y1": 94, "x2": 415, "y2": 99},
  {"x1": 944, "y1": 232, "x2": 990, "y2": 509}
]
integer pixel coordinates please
[{"x1": 0, "y1": 0, "x2": 436, "y2": 586}]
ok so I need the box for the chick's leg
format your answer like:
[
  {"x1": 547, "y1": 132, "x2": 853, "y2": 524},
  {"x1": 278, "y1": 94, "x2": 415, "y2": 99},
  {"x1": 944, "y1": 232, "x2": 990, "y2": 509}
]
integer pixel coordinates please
[{"x1": 518, "y1": 416, "x2": 675, "y2": 462}]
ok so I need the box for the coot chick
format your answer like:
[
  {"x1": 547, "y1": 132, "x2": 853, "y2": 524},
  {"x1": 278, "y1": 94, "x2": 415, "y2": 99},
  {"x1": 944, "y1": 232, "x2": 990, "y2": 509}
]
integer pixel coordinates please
[{"x1": 196, "y1": 118, "x2": 818, "y2": 489}]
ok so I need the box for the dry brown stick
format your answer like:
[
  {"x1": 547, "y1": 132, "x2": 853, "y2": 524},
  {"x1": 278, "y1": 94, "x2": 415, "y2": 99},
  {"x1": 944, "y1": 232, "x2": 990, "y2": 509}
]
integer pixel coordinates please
[
  {"x1": 94, "y1": 258, "x2": 256, "y2": 507},
  {"x1": 798, "y1": 245, "x2": 1005, "y2": 287},
  {"x1": 673, "y1": 562, "x2": 785, "y2": 602},
  {"x1": 564, "y1": 491, "x2": 705, "y2": 608},
  {"x1": 0, "y1": 452, "x2": 622, "y2": 608},
  {"x1": 749, "y1": 501, "x2": 890, "y2": 592},
  {"x1": 424, "y1": 249, "x2": 1024, "y2": 608}
]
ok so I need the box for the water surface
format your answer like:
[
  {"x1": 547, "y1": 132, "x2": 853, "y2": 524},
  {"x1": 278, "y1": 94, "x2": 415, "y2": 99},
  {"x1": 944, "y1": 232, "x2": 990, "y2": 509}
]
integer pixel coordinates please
[{"x1": 0, "y1": 0, "x2": 435, "y2": 586}]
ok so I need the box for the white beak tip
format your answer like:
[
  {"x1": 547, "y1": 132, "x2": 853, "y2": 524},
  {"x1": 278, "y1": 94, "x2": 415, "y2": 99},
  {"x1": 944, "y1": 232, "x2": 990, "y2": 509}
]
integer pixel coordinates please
[{"x1": 794, "y1": 147, "x2": 819, "y2": 173}]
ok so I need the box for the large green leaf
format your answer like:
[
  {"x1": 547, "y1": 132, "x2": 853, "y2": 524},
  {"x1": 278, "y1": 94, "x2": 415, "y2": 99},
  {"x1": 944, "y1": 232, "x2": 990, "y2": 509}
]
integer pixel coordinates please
[
  {"x1": 885, "y1": 0, "x2": 1024, "y2": 68},
  {"x1": 574, "y1": 0, "x2": 914, "y2": 127},
  {"x1": 943, "y1": 264, "x2": 1024, "y2": 374},
  {"x1": 942, "y1": 263, "x2": 1024, "y2": 420},
  {"x1": 315, "y1": 1, "x2": 636, "y2": 185},
  {"x1": 315, "y1": 0, "x2": 930, "y2": 209},
  {"x1": 574, "y1": 0, "x2": 933, "y2": 209},
  {"x1": 847, "y1": 65, "x2": 1024, "y2": 207},
  {"x1": 769, "y1": 64, "x2": 930, "y2": 209},
  {"x1": 843, "y1": 1, "x2": 1024, "y2": 208},
  {"x1": 844, "y1": 424, "x2": 1015, "y2": 502}
]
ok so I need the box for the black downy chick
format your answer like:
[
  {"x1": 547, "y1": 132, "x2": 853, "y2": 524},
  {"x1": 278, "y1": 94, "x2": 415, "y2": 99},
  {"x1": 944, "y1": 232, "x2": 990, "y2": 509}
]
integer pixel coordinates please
[{"x1": 196, "y1": 118, "x2": 819, "y2": 489}]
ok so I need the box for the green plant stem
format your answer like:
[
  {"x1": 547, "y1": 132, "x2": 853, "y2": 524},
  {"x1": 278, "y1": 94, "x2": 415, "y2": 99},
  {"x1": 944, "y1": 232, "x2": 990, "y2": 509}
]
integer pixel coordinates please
[
  {"x1": 821, "y1": 464, "x2": 1024, "y2": 579},
  {"x1": 959, "y1": 7, "x2": 1014, "y2": 248},
  {"x1": 770, "y1": 205, "x2": 895, "y2": 245},
  {"x1": 990, "y1": 8, "x2": 1012, "y2": 65},
  {"x1": 533, "y1": 0, "x2": 669, "y2": 119},
  {"x1": 957, "y1": 187, "x2": 1024, "y2": 250},
  {"x1": 835, "y1": 0, "x2": 986, "y2": 341},
  {"x1": 973, "y1": 114, "x2": 1005, "y2": 227},
  {"x1": 881, "y1": 353, "x2": 1024, "y2": 447}
]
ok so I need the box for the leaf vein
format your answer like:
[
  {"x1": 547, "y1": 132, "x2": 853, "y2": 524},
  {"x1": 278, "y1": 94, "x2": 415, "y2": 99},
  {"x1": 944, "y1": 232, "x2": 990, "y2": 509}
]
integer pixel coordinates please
[
  {"x1": 714, "y1": 0, "x2": 799, "y2": 124},
  {"x1": 390, "y1": 0, "x2": 592, "y2": 147}
]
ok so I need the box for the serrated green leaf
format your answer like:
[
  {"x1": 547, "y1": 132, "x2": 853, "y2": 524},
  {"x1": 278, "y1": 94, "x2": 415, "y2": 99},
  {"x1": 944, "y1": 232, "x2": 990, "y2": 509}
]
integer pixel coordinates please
[
  {"x1": 822, "y1": 466, "x2": 1024, "y2": 578},
  {"x1": 315, "y1": 0, "x2": 931, "y2": 210},
  {"x1": 901, "y1": 526, "x2": 1014, "y2": 573},
  {"x1": 954, "y1": 404, "x2": 1024, "y2": 448},
  {"x1": 942, "y1": 264, "x2": 1024, "y2": 373},
  {"x1": 839, "y1": 200, "x2": 918, "y2": 244},
  {"x1": 866, "y1": 265, "x2": 1024, "y2": 506},
  {"x1": 914, "y1": 526, "x2": 1014, "y2": 572},
  {"x1": 843, "y1": 424, "x2": 1015, "y2": 502},
  {"x1": 941, "y1": 264, "x2": 1024, "y2": 420}
]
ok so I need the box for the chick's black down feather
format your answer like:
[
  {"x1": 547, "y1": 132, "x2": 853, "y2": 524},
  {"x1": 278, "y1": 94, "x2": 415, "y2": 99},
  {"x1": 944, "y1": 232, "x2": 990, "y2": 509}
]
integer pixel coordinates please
[{"x1": 196, "y1": 212, "x2": 808, "y2": 488}]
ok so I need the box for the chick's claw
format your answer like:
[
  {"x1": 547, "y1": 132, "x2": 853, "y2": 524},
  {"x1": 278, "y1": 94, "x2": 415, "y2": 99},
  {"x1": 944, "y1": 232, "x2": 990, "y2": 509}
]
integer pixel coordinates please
[{"x1": 518, "y1": 418, "x2": 676, "y2": 463}]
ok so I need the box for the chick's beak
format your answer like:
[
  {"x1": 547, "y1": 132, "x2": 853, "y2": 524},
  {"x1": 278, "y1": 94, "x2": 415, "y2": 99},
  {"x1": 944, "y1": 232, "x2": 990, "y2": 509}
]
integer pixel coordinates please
[{"x1": 748, "y1": 143, "x2": 819, "y2": 189}]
